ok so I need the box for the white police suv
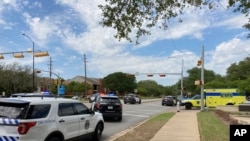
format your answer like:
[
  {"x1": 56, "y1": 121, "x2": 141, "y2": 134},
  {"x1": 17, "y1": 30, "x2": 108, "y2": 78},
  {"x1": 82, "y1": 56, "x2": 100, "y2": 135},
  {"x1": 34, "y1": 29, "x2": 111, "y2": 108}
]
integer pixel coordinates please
[{"x1": 0, "y1": 96, "x2": 104, "y2": 141}]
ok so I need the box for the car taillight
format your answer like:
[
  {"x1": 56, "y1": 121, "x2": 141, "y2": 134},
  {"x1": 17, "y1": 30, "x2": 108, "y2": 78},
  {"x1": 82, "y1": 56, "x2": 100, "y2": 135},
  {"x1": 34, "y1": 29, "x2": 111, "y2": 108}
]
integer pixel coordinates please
[{"x1": 18, "y1": 122, "x2": 36, "y2": 134}]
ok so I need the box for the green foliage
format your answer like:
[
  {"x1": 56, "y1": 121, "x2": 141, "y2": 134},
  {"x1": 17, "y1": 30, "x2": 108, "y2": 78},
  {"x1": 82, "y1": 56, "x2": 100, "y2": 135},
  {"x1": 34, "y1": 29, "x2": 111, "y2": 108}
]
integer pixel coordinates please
[
  {"x1": 99, "y1": 0, "x2": 250, "y2": 43},
  {"x1": 50, "y1": 84, "x2": 58, "y2": 94},
  {"x1": 65, "y1": 81, "x2": 92, "y2": 96},
  {"x1": 162, "y1": 86, "x2": 176, "y2": 96},
  {"x1": 137, "y1": 80, "x2": 162, "y2": 97},
  {"x1": 176, "y1": 67, "x2": 223, "y2": 95},
  {"x1": 226, "y1": 57, "x2": 250, "y2": 80},
  {"x1": 0, "y1": 63, "x2": 33, "y2": 96},
  {"x1": 102, "y1": 72, "x2": 137, "y2": 95}
]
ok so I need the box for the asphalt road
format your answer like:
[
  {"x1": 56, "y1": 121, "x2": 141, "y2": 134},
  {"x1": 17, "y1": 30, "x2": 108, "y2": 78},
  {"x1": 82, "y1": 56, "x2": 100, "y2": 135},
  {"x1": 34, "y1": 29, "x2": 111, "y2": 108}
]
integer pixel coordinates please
[{"x1": 82, "y1": 99, "x2": 176, "y2": 141}]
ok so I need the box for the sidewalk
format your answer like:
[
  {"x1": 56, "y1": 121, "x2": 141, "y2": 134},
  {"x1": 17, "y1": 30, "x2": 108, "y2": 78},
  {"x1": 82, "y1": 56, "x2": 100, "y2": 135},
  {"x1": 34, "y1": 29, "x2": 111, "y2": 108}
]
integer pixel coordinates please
[
  {"x1": 150, "y1": 110, "x2": 200, "y2": 141},
  {"x1": 150, "y1": 106, "x2": 250, "y2": 141}
]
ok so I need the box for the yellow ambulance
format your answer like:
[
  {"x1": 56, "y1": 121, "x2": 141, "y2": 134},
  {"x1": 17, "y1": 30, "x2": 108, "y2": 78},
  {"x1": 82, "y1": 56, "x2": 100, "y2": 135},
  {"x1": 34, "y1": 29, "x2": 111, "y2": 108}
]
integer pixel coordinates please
[{"x1": 181, "y1": 88, "x2": 246, "y2": 110}]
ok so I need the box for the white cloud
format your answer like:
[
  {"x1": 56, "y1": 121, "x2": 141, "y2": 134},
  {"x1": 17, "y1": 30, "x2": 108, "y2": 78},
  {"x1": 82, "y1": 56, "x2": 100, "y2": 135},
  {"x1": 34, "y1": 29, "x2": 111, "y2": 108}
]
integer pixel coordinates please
[
  {"x1": 56, "y1": 0, "x2": 104, "y2": 29},
  {"x1": 206, "y1": 38, "x2": 250, "y2": 76},
  {"x1": 214, "y1": 14, "x2": 248, "y2": 29},
  {"x1": 23, "y1": 13, "x2": 60, "y2": 45}
]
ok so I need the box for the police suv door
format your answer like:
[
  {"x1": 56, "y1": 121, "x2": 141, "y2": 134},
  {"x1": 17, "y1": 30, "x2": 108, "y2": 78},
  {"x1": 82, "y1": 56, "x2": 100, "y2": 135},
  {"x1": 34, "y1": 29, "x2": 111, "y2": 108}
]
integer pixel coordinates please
[
  {"x1": 57, "y1": 103, "x2": 80, "y2": 139},
  {"x1": 74, "y1": 103, "x2": 95, "y2": 135}
]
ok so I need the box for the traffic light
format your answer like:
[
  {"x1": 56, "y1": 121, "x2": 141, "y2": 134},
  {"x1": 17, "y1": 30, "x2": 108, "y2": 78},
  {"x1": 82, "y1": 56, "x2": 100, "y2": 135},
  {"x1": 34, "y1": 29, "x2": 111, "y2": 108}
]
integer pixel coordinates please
[
  {"x1": 13, "y1": 53, "x2": 24, "y2": 58},
  {"x1": 197, "y1": 59, "x2": 202, "y2": 66},
  {"x1": 147, "y1": 74, "x2": 153, "y2": 77},
  {"x1": 34, "y1": 51, "x2": 49, "y2": 57},
  {"x1": 159, "y1": 74, "x2": 166, "y2": 77}
]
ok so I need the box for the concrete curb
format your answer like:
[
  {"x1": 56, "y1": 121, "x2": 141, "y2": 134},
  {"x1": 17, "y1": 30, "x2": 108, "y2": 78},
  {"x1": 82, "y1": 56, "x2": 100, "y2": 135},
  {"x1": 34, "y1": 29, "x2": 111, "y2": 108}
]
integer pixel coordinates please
[
  {"x1": 105, "y1": 117, "x2": 150, "y2": 141},
  {"x1": 104, "y1": 99, "x2": 162, "y2": 141}
]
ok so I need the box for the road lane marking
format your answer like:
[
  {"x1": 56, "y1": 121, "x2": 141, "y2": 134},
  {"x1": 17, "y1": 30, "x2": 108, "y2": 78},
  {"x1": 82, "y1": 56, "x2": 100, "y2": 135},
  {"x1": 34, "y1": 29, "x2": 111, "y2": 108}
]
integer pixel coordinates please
[{"x1": 123, "y1": 113, "x2": 150, "y2": 117}]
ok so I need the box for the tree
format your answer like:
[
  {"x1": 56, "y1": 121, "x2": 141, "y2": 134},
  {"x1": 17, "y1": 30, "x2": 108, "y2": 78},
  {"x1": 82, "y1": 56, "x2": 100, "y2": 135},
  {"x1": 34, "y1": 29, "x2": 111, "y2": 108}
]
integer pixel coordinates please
[
  {"x1": 226, "y1": 57, "x2": 250, "y2": 81},
  {"x1": 65, "y1": 81, "x2": 92, "y2": 97},
  {"x1": 102, "y1": 72, "x2": 137, "y2": 95},
  {"x1": 0, "y1": 63, "x2": 33, "y2": 96},
  {"x1": 98, "y1": 0, "x2": 250, "y2": 43},
  {"x1": 175, "y1": 67, "x2": 223, "y2": 94},
  {"x1": 162, "y1": 85, "x2": 176, "y2": 96},
  {"x1": 137, "y1": 80, "x2": 162, "y2": 97}
]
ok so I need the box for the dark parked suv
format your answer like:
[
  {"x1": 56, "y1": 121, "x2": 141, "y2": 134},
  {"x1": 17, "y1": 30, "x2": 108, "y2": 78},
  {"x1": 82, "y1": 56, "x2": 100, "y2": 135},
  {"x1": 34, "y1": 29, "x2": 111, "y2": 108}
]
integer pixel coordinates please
[
  {"x1": 123, "y1": 93, "x2": 141, "y2": 104},
  {"x1": 162, "y1": 96, "x2": 175, "y2": 106},
  {"x1": 90, "y1": 94, "x2": 123, "y2": 121}
]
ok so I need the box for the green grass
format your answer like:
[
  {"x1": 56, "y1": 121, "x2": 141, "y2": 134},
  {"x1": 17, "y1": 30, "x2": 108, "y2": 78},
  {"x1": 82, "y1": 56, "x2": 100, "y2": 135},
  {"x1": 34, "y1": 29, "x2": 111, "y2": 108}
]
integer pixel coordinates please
[
  {"x1": 114, "y1": 112, "x2": 175, "y2": 141},
  {"x1": 197, "y1": 111, "x2": 229, "y2": 141}
]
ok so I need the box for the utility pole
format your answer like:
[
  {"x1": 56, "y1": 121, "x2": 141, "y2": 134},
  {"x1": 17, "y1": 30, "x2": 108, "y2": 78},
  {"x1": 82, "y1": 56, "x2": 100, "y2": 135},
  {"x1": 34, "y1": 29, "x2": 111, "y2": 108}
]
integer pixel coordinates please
[
  {"x1": 167, "y1": 57, "x2": 184, "y2": 100},
  {"x1": 181, "y1": 59, "x2": 184, "y2": 100},
  {"x1": 48, "y1": 57, "x2": 53, "y2": 91},
  {"x1": 84, "y1": 54, "x2": 87, "y2": 97},
  {"x1": 200, "y1": 46, "x2": 205, "y2": 111}
]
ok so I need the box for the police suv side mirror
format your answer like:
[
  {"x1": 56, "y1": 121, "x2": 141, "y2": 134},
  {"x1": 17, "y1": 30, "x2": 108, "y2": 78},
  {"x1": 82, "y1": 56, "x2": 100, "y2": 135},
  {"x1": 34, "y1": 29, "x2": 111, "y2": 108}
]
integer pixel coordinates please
[
  {"x1": 89, "y1": 101, "x2": 96, "y2": 114},
  {"x1": 89, "y1": 96, "x2": 96, "y2": 103}
]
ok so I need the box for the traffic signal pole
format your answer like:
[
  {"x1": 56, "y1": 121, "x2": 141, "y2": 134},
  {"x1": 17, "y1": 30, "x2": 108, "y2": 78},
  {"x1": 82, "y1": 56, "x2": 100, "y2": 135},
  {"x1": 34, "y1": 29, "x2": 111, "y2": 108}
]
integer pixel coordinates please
[{"x1": 200, "y1": 46, "x2": 205, "y2": 111}]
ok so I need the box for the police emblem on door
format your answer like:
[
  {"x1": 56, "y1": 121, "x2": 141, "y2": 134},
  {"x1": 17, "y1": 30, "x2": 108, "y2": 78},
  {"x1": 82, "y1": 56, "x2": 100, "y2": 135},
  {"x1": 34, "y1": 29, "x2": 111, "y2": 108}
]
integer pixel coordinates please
[{"x1": 85, "y1": 120, "x2": 90, "y2": 129}]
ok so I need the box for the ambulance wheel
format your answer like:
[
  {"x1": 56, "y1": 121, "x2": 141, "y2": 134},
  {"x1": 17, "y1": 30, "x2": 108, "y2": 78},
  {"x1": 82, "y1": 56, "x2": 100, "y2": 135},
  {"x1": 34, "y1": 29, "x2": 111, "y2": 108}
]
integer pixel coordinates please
[
  {"x1": 185, "y1": 103, "x2": 192, "y2": 110},
  {"x1": 247, "y1": 96, "x2": 250, "y2": 101}
]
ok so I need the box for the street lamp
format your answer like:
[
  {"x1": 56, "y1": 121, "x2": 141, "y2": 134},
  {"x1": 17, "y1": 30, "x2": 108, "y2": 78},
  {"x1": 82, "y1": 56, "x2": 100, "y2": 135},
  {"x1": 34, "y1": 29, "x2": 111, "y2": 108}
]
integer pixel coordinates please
[
  {"x1": 22, "y1": 33, "x2": 35, "y2": 91},
  {"x1": 168, "y1": 57, "x2": 184, "y2": 100}
]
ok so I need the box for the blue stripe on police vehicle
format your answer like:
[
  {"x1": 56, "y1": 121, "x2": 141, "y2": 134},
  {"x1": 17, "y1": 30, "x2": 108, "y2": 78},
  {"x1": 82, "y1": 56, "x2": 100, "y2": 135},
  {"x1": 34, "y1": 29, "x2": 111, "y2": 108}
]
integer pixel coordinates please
[
  {"x1": 0, "y1": 136, "x2": 19, "y2": 141},
  {"x1": 0, "y1": 118, "x2": 19, "y2": 125}
]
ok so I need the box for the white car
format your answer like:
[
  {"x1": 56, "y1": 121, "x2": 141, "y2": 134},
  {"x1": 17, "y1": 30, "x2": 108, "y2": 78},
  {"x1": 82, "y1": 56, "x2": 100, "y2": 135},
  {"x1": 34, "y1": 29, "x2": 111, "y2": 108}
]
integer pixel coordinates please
[{"x1": 0, "y1": 96, "x2": 104, "y2": 141}]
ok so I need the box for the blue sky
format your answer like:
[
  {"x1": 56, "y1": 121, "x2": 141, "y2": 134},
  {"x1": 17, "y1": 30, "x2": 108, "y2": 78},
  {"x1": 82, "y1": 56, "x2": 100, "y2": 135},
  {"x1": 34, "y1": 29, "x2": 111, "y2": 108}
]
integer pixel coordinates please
[{"x1": 0, "y1": 0, "x2": 250, "y2": 86}]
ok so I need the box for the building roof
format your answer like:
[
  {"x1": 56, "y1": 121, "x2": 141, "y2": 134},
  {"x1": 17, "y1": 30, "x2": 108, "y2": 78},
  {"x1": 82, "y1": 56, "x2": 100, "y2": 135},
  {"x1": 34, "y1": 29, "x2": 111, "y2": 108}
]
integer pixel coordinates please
[{"x1": 67, "y1": 76, "x2": 101, "y2": 85}]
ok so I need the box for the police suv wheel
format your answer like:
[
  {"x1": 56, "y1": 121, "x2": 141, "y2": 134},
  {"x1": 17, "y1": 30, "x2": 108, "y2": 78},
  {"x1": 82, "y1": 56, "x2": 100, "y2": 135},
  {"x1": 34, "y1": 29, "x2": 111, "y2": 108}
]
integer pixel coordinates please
[{"x1": 92, "y1": 122, "x2": 103, "y2": 141}]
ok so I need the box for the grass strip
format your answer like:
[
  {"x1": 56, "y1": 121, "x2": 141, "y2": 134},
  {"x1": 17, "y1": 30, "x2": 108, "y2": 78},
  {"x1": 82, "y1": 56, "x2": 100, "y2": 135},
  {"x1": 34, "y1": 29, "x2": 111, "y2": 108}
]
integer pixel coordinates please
[
  {"x1": 114, "y1": 112, "x2": 175, "y2": 141},
  {"x1": 197, "y1": 111, "x2": 229, "y2": 141}
]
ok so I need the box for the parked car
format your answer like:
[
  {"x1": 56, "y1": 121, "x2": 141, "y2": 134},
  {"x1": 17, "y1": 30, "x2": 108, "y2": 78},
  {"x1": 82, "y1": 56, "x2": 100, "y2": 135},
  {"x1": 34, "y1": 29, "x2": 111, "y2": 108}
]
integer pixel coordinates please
[
  {"x1": 162, "y1": 96, "x2": 175, "y2": 106},
  {"x1": 0, "y1": 96, "x2": 104, "y2": 141},
  {"x1": 123, "y1": 93, "x2": 141, "y2": 104},
  {"x1": 90, "y1": 94, "x2": 123, "y2": 121}
]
